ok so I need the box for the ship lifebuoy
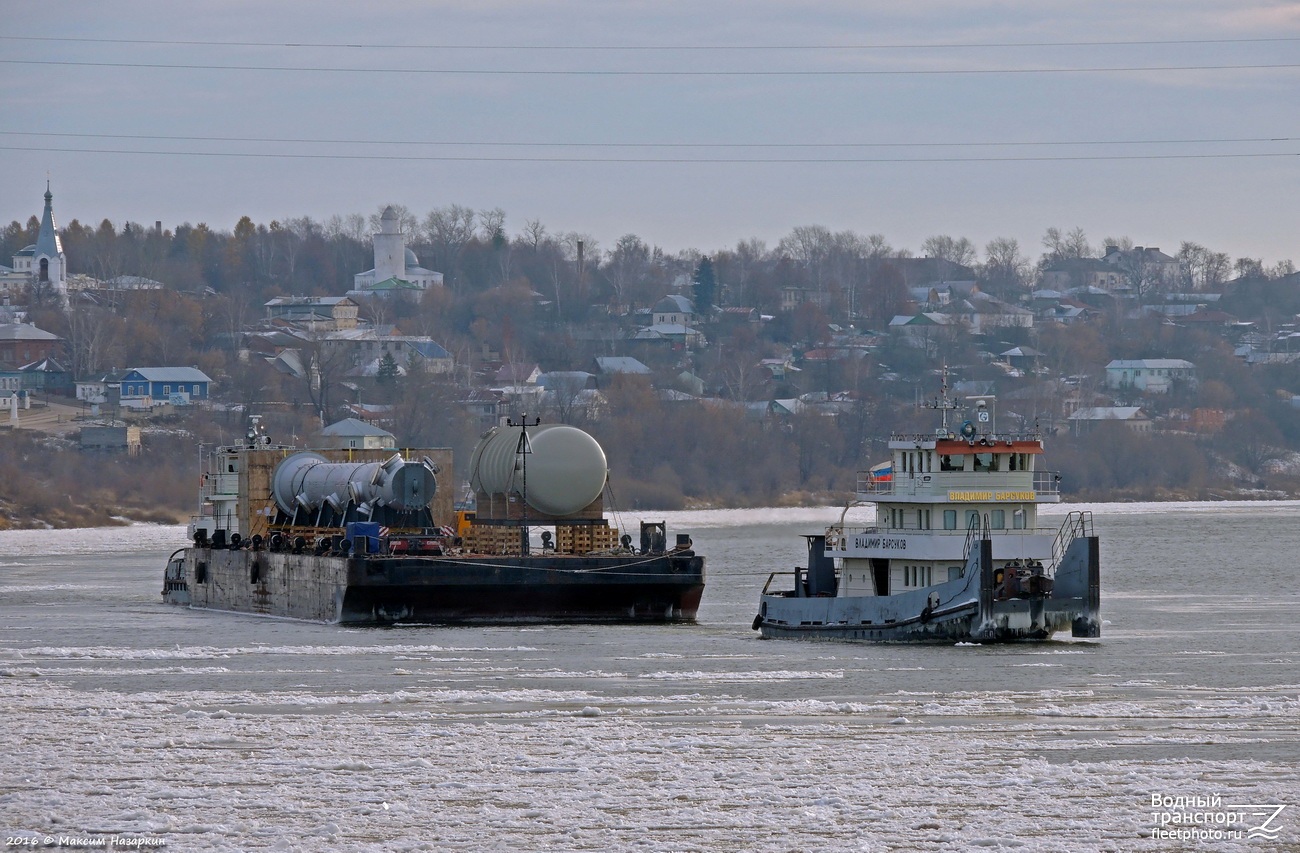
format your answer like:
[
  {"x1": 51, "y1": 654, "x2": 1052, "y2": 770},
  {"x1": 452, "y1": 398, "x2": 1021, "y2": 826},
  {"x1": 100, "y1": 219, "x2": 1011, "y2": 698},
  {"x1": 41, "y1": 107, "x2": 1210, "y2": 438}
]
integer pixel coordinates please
[{"x1": 959, "y1": 420, "x2": 976, "y2": 438}]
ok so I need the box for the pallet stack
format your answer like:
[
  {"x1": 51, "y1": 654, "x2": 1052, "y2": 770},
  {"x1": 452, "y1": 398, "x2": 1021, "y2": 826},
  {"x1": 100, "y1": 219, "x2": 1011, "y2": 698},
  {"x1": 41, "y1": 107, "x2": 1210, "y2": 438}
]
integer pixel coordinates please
[
  {"x1": 462, "y1": 524, "x2": 526, "y2": 555},
  {"x1": 555, "y1": 524, "x2": 620, "y2": 555}
]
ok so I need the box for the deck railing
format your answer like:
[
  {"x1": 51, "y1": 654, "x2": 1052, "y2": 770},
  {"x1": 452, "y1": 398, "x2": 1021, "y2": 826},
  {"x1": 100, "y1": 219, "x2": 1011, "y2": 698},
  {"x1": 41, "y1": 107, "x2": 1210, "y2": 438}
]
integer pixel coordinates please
[
  {"x1": 854, "y1": 469, "x2": 1060, "y2": 498},
  {"x1": 1050, "y1": 510, "x2": 1093, "y2": 567}
]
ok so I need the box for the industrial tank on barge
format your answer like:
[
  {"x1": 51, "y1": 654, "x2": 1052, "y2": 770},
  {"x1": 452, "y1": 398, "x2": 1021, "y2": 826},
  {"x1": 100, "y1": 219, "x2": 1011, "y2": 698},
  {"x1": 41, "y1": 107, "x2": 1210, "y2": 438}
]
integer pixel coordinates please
[{"x1": 165, "y1": 416, "x2": 705, "y2": 624}]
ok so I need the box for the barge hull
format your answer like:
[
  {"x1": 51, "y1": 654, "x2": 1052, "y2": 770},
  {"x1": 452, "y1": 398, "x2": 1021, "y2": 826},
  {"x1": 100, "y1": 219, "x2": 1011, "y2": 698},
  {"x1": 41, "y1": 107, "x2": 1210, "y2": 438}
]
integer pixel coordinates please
[{"x1": 173, "y1": 547, "x2": 704, "y2": 625}]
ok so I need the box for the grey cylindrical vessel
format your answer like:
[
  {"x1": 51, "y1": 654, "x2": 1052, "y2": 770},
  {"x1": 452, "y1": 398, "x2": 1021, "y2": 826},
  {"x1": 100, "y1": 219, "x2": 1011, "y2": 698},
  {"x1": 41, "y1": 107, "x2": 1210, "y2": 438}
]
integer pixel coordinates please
[
  {"x1": 468, "y1": 424, "x2": 607, "y2": 516},
  {"x1": 271, "y1": 451, "x2": 436, "y2": 515}
]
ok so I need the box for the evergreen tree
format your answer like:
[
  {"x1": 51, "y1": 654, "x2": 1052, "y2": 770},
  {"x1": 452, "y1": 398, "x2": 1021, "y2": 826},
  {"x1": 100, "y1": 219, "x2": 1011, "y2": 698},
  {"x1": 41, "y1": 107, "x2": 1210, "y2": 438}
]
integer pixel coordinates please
[
  {"x1": 377, "y1": 351, "x2": 400, "y2": 391},
  {"x1": 693, "y1": 256, "x2": 717, "y2": 312}
]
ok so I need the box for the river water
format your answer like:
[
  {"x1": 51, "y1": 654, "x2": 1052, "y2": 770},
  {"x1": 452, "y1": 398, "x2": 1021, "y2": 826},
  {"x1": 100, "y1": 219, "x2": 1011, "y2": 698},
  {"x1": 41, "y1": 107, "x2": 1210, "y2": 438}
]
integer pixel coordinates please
[{"x1": 0, "y1": 504, "x2": 1297, "y2": 851}]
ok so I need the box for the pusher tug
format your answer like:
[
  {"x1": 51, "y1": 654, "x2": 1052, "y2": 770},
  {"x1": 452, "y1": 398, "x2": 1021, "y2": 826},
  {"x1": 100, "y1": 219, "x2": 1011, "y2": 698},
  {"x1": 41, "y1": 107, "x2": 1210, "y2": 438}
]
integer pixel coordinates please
[{"x1": 754, "y1": 379, "x2": 1099, "y2": 643}]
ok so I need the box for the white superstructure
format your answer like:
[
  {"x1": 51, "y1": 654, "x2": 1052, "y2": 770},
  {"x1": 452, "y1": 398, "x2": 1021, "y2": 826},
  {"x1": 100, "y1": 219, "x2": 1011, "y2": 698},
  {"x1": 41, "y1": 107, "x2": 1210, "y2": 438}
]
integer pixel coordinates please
[{"x1": 829, "y1": 401, "x2": 1061, "y2": 598}]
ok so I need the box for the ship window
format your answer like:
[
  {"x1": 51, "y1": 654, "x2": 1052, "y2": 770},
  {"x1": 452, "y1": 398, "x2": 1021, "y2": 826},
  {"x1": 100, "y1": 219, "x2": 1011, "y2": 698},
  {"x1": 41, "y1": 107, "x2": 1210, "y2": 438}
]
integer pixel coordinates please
[
  {"x1": 940, "y1": 454, "x2": 960, "y2": 472},
  {"x1": 948, "y1": 566, "x2": 962, "y2": 581},
  {"x1": 991, "y1": 509, "x2": 1005, "y2": 529},
  {"x1": 943, "y1": 510, "x2": 956, "y2": 530},
  {"x1": 1013, "y1": 509, "x2": 1026, "y2": 530},
  {"x1": 1009, "y1": 454, "x2": 1018, "y2": 471},
  {"x1": 965, "y1": 510, "x2": 979, "y2": 530},
  {"x1": 987, "y1": 454, "x2": 1000, "y2": 472}
]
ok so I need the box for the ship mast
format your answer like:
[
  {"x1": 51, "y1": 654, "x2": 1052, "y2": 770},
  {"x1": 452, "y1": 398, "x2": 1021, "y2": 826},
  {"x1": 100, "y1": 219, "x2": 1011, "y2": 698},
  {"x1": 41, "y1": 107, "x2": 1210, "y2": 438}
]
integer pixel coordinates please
[{"x1": 924, "y1": 365, "x2": 960, "y2": 435}]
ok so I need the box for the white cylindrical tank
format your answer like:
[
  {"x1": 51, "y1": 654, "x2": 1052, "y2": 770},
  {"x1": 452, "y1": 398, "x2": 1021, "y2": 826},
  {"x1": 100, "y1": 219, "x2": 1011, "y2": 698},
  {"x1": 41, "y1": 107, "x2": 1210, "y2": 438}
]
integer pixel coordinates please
[
  {"x1": 469, "y1": 424, "x2": 607, "y2": 517},
  {"x1": 271, "y1": 451, "x2": 436, "y2": 515}
]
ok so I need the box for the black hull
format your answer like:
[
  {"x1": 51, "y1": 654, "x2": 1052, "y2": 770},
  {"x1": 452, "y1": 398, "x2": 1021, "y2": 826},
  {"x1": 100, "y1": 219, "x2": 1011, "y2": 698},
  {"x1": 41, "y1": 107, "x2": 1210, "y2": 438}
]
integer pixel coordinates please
[{"x1": 166, "y1": 547, "x2": 705, "y2": 625}]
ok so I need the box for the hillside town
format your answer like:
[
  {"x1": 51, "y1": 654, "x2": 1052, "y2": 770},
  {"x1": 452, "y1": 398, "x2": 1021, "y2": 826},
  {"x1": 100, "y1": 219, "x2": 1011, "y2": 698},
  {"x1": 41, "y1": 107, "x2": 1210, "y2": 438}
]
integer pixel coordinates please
[{"x1": 2, "y1": 184, "x2": 1300, "y2": 527}]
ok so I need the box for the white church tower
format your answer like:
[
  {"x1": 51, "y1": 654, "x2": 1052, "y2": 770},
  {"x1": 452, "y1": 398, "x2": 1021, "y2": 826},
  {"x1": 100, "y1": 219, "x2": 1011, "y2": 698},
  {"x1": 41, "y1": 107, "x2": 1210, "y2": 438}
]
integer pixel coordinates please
[
  {"x1": 350, "y1": 205, "x2": 443, "y2": 296},
  {"x1": 6, "y1": 183, "x2": 68, "y2": 303},
  {"x1": 372, "y1": 206, "x2": 406, "y2": 283}
]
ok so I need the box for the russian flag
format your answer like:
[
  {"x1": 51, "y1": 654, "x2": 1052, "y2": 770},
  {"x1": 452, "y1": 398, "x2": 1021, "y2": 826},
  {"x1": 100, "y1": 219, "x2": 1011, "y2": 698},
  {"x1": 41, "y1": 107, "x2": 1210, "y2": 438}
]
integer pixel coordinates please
[{"x1": 869, "y1": 461, "x2": 892, "y2": 483}]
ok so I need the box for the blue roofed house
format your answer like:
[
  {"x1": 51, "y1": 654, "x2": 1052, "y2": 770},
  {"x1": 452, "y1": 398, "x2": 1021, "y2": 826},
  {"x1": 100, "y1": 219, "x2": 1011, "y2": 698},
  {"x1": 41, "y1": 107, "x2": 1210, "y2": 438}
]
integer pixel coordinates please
[{"x1": 119, "y1": 367, "x2": 213, "y2": 408}]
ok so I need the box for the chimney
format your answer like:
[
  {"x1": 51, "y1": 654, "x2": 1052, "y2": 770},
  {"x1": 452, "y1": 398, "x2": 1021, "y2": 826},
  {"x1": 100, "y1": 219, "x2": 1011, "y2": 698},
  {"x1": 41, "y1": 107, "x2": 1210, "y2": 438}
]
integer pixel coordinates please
[
  {"x1": 1104, "y1": 245, "x2": 1118, "y2": 256},
  {"x1": 155, "y1": 221, "x2": 162, "y2": 235}
]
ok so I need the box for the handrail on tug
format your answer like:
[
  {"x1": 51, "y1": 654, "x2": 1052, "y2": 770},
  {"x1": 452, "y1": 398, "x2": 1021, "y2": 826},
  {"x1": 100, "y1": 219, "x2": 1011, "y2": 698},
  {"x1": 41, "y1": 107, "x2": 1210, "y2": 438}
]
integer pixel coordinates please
[
  {"x1": 1050, "y1": 510, "x2": 1093, "y2": 569},
  {"x1": 761, "y1": 571, "x2": 796, "y2": 595},
  {"x1": 962, "y1": 514, "x2": 986, "y2": 564}
]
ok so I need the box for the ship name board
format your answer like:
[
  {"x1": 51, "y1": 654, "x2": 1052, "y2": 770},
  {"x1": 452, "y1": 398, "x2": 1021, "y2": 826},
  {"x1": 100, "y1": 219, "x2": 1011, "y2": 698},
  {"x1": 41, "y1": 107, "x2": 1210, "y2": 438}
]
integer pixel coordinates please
[
  {"x1": 948, "y1": 490, "x2": 1037, "y2": 501},
  {"x1": 853, "y1": 535, "x2": 907, "y2": 551}
]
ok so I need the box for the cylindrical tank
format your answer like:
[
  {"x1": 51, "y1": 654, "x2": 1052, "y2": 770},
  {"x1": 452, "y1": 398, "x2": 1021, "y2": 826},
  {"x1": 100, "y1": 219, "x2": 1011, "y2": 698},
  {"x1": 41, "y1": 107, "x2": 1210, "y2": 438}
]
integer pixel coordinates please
[
  {"x1": 468, "y1": 424, "x2": 607, "y2": 517},
  {"x1": 271, "y1": 451, "x2": 436, "y2": 515}
]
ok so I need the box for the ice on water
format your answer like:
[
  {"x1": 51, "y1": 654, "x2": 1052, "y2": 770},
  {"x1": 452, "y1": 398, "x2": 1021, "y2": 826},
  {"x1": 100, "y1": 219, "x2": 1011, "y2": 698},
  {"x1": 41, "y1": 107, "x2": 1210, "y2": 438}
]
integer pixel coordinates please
[{"x1": 1, "y1": 507, "x2": 1297, "y2": 851}]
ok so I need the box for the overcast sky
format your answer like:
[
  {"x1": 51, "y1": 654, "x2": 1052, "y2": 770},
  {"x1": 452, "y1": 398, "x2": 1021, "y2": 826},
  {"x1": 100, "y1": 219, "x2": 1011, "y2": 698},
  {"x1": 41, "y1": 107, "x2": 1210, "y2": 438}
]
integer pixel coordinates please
[{"x1": 2, "y1": 1, "x2": 1297, "y2": 266}]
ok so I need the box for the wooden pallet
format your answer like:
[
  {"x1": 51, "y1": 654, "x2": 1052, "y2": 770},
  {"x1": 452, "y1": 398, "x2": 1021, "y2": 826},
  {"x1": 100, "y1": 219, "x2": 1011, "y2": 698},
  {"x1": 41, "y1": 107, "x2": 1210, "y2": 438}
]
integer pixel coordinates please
[
  {"x1": 463, "y1": 524, "x2": 527, "y2": 556},
  {"x1": 555, "y1": 524, "x2": 620, "y2": 555}
]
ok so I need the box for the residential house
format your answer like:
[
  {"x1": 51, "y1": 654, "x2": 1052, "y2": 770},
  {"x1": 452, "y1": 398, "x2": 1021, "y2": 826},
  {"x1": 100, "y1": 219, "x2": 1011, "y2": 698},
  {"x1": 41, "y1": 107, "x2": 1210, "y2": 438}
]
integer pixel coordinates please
[
  {"x1": 1068, "y1": 406, "x2": 1152, "y2": 434},
  {"x1": 118, "y1": 367, "x2": 213, "y2": 407},
  {"x1": 779, "y1": 286, "x2": 831, "y2": 312},
  {"x1": 1041, "y1": 258, "x2": 1125, "y2": 293},
  {"x1": 265, "y1": 296, "x2": 360, "y2": 331},
  {"x1": 19, "y1": 357, "x2": 72, "y2": 395},
  {"x1": 592, "y1": 356, "x2": 652, "y2": 384},
  {"x1": 941, "y1": 296, "x2": 1033, "y2": 333},
  {"x1": 1100, "y1": 245, "x2": 1182, "y2": 292},
  {"x1": 637, "y1": 294, "x2": 706, "y2": 348},
  {"x1": 312, "y1": 417, "x2": 396, "y2": 450},
  {"x1": 495, "y1": 363, "x2": 542, "y2": 387},
  {"x1": 312, "y1": 329, "x2": 455, "y2": 376},
  {"x1": 0, "y1": 323, "x2": 63, "y2": 366},
  {"x1": 888, "y1": 312, "x2": 955, "y2": 347},
  {"x1": 1105, "y1": 359, "x2": 1197, "y2": 394},
  {"x1": 652, "y1": 294, "x2": 695, "y2": 326}
]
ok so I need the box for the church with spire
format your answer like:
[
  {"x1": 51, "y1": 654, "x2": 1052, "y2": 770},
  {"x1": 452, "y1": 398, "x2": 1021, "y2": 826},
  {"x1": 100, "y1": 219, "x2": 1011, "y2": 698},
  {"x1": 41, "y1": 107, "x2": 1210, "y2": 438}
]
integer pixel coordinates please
[{"x1": 2, "y1": 183, "x2": 69, "y2": 304}]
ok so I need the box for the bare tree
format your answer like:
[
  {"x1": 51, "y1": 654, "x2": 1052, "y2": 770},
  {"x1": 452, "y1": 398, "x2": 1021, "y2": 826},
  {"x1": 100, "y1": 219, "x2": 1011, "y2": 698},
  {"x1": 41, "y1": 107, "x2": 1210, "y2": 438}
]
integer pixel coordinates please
[
  {"x1": 605, "y1": 234, "x2": 651, "y2": 306},
  {"x1": 423, "y1": 204, "x2": 477, "y2": 289},
  {"x1": 521, "y1": 218, "x2": 548, "y2": 251},
  {"x1": 1041, "y1": 227, "x2": 1093, "y2": 263},
  {"x1": 1176, "y1": 241, "x2": 1231, "y2": 291},
  {"x1": 295, "y1": 329, "x2": 353, "y2": 427},
  {"x1": 920, "y1": 235, "x2": 977, "y2": 267},
  {"x1": 981, "y1": 236, "x2": 1030, "y2": 295}
]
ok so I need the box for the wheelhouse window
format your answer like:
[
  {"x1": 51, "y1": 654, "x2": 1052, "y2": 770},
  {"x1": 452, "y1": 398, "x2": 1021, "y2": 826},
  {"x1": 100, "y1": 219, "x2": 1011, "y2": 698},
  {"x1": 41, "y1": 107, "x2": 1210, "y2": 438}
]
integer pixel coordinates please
[
  {"x1": 943, "y1": 510, "x2": 957, "y2": 530},
  {"x1": 991, "y1": 509, "x2": 1005, "y2": 530}
]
